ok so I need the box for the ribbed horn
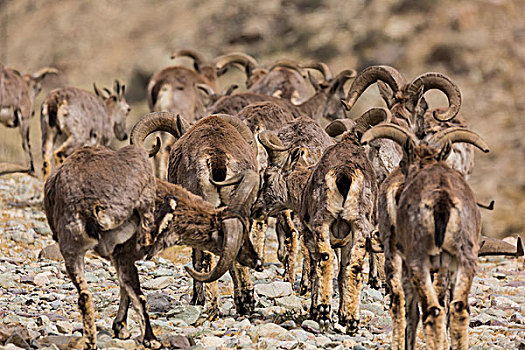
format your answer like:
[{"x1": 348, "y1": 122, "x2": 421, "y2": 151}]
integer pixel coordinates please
[
  {"x1": 428, "y1": 127, "x2": 489, "y2": 153},
  {"x1": 210, "y1": 173, "x2": 244, "y2": 187},
  {"x1": 185, "y1": 217, "x2": 244, "y2": 282},
  {"x1": 171, "y1": 49, "x2": 204, "y2": 72},
  {"x1": 301, "y1": 62, "x2": 333, "y2": 81},
  {"x1": 325, "y1": 119, "x2": 356, "y2": 137},
  {"x1": 407, "y1": 72, "x2": 462, "y2": 122},
  {"x1": 31, "y1": 67, "x2": 58, "y2": 82},
  {"x1": 269, "y1": 59, "x2": 304, "y2": 75},
  {"x1": 257, "y1": 130, "x2": 289, "y2": 165},
  {"x1": 354, "y1": 107, "x2": 392, "y2": 134},
  {"x1": 130, "y1": 112, "x2": 186, "y2": 157},
  {"x1": 361, "y1": 123, "x2": 416, "y2": 147},
  {"x1": 213, "y1": 52, "x2": 258, "y2": 77},
  {"x1": 345, "y1": 65, "x2": 407, "y2": 111}
]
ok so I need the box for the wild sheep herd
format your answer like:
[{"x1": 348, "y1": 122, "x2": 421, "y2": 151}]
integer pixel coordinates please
[{"x1": 0, "y1": 51, "x2": 523, "y2": 350}]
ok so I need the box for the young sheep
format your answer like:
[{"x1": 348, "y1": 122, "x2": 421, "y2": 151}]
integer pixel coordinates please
[
  {"x1": 252, "y1": 109, "x2": 390, "y2": 333},
  {"x1": 0, "y1": 64, "x2": 57, "y2": 173},
  {"x1": 361, "y1": 123, "x2": 489, "y2": 350},
  {"x1": 40, "y1": 80, "x2": 130, "y2": 179},
  {"x1": 43, "y1": 114, "x2": 261, "y2": 349}
]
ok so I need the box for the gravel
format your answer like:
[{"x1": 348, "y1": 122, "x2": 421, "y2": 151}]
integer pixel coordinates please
[{"x1": 0, "y1": 173, "x2": 524, "y2": 349}]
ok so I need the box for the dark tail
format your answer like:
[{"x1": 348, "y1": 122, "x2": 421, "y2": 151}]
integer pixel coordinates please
[{"x1": 433, "y1": 191, "x2": 453, "y2": 247}]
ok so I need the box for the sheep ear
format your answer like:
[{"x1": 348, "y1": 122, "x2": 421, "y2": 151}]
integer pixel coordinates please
[{"x1": 437, "y1": 141, "x2": 452, "y2": 161}]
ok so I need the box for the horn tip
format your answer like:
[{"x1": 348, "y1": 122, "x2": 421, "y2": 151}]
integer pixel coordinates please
[{"x1": 517, "y1": 236, "x2": 524, "y2": 257}]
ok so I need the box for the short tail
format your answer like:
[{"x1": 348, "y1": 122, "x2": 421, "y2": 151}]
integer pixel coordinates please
[{"x1": 433, "y1": 191, "x2": 453, "y2": 247}]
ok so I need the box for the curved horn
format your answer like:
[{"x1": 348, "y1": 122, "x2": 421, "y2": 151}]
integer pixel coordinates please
[
  {"x1": 196, "y1": 83, "x2": 216, "y2": 97},
  {"x1": 408, "y1": 72, "x2": 462, "y2": 122},
  {"x1": 222, "y1": 84, "x2": 239, "y2": 96},
  {"x1": 361, "y1": 123, "x2": 416, "y2": 147},
  {"x1": 345, "y1": 65, "x2": 407, "y2": 111},
  {"x1": 216, "y1": 114, "x2": 258, "y2": 157},
  {"x1": 93, "y1": 83, "x2": 102, "y2": 97},
  {"x1": 0, "y1": 162, "x2": 31, "y2": 175},
  {"x1": 331, "y1": 69, "x2": 357, "y2": 90},
  {"x1": 228, "y1": 170, "x2": 259, "y2": 216},
  {"x1": 301, "y1": 62, "x2": 333, "y2": 81},
  {"x1": 130, "y1": 112, "x2": 186, "y2": 157},
  {"x1": 210, "y1": 173, "x2": 243, "y2": 187},
  {"x1": 213, "y1": 52, "x2": 258, "y2": 77},
  {"x1": 171, "y1": 49, "x2": 204, "y2": 72},
  {"x1": 428, "y1": 127, "x2": 489, "y2": 153},
  {"x1": 325, "y1": 119, "x2": 356, "y2": 137},
  {"x1": 114, "y1": 80, "x2": 121, "y2": 95},
  {"x1": 354, "y1": 107, "x2": 392, "y2": 134},
  {"x1": 258, "y1": 130, "x2": 289, "y2": 165},
  {"x1": 185, "y1": 218, "x2": 244, "y2": 282},
  {"x1": 31, "y1": 67, "x2": 58, "y2": 82},
  {"x1": 269, "y1": 59, "x2": 304, "y2": 75}
]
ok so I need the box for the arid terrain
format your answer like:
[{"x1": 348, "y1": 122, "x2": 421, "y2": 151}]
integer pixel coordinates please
[{"x1": 0, "y1": 0, "x2": 524, "y2": 349}]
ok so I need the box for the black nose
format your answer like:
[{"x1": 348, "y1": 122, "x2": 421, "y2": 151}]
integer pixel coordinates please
[
  {"x1": 122, "y1": 133, "x2": 128, "y2": 141},
  {"x1": 252, "y1": 207, "x2": 264, "y2": 220}
]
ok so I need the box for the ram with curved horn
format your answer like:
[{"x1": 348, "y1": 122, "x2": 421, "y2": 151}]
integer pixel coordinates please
[
  {"x1": 361, "y1": 123, "x2": 489, "y2": 350},
  {"x1": 42, "y1": 111, "x2": 261, "y2": 349},
  {"x1": 1, "y1": 64, "x2": 57, "y2": 174},
  {"x1": 214, "y1": 52, "x2": 310, "y2": 103},
  {"x1": 41, "y1": 80, "x2": 130, "y2": 179},
  {"x1": 252, "y1": 109, "x2": 392, "y2": 334},
  {"x1": 146, "y1": 49, "x2": 218, "y2": 178},
  {"x1": 132, "y1": 111, "x2": 262, "y2": 317}
]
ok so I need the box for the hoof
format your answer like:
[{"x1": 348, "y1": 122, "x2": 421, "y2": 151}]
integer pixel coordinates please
[
  {"x1": 143, "y1": 338, "x2": 162, "y2": 349},
  {"x1": 112, "y1": 321, "x2": 131, "y2": 340},
  {"x1": 234, "y1": 288, "x2": 255, "y2": 316},
  {"x1": 339, "y1": 315, "x2": 359, "y2": 335},
  {"x1": 368, "y1": 276, "x2": 382, "y2": 290},
  {"x1": 312, "y1": 304, "x2": 332, "y2": 331},
  {"x1": 83, "y1": 340, "x2": 97, "y2": 350}
]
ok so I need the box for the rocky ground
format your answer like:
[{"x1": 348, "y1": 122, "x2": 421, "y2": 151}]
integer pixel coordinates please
[{"x1": 0, "y1": 174, "x2": 524, "y2": 350}]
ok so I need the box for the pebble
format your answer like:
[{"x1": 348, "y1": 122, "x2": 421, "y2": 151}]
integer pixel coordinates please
[
  {"x1": 275, "y1": 295, "x2": 303, "y2": 312},
  {"x1": 256, "y1": 323, "x2": 295, "y2": 341},
  {"x1": 301, "y1": 320, "x2": 320, "y2": 334},
  {"x1": 255, "y1": 281, "x2": 293, "y2": 298},
  {"x1": 142, "y1": 276, "x2": 174, "y2": 290}
]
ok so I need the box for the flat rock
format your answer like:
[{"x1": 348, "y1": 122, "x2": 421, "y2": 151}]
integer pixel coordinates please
[
  {"x1": 0, "y1": 273, "x2": 20, "y2": 289},
  {"x1": 200, "y1": 335, "x2": 225, "y2": 347},
  {"x1": 166, "y1": 305, "x2": 200, "y2": 325},
  {"x1": 255, "y1": 281, "x2": 293, "y2": 298},
  {"x1": 38, "y1": 243, "x2": 63, "y2": 261},
  {"x1": 275, "y1": 295, "x2": 303, "y2": 312},
  {"x1": 0, "y1": 323, "x2": 30, "y2": 343},
  {"x1": 143, "y1": 276, "x2": 174, "y2": 290},
  {"x1": 256, "y1": 323, "x2": 295, "y2": 341},
  {"x1": 301, "y1": 320, "x2": 320, "y2": 334}
]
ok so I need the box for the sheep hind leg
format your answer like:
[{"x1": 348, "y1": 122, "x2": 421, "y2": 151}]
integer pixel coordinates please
[
  {"x1": 449, "y1": 265, "x2": 475, "y2": 350},
  {"x1": 62, "y1": 252, "x2": 97, "y2": 350},
  {"x1": 112, "y1": 255, "x2": 160, "y2": 349},
  {"x1": 276, "y1": 211, "x2": 298, "y2": 285},
  {"x1": 402, "y1": 264, "x2": 419, "y2": 350},
  {"x1": 433, "y1": 269, "x2": 450, "y2": 349},
  {"x1": 409, "y1": 261, "x2": 444, "y2": 350},
  {"x1": 299, "y1": 235, "x2": 311, "y2": 295},
  {"x1": 191, "y1": 249, "x2": 207, "y2": 306},
  {"x1": 230, "y1": 263, "x2": 255, "y2": 316},
  {"x1": 251, "y1": 218, "x2": 267, "y2": 263},
  {"x1": 19, "y1": 120, "x2": 34, "y2": 174},
  {"x1": 387, "y1": 252, "x2": 406, "y2": 350},
  {"x1": 338, "y1": 232, "x2": 367, "y2": 335},
  {"x1": 112, "y1": 286, "x2": 131, "y2": 340},
  {"x1": 310, "y1": 225, "x2": 334, "y2": 331}
]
